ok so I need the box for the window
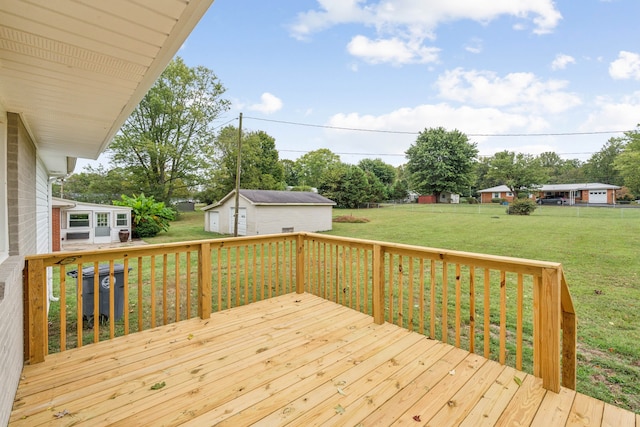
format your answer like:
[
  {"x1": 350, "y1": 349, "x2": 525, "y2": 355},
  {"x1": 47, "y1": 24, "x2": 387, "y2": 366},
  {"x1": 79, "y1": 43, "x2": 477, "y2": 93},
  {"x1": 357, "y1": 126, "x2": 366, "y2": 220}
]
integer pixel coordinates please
[
  {"x1": 506, "y1": 192, "x2": 513, "y2": 197},
  {"x1": 69, "y1": 213, "x2": 89, "y2": 227},
  {"x1": 492, "y1": 192, "x2": 500, "y2": 198},
  {"x1": 95, "y1": 213, "x2": 109, "y2": 228},
  {"x1": 116, "y1": 213, "x2": 128, "y2": 227}
]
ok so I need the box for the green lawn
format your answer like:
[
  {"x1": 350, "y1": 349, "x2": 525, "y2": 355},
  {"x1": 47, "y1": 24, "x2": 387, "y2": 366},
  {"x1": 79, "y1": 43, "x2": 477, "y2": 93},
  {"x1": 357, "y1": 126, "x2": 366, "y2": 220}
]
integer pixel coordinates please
[{"x1": 148, "y1": 203, "x2": 640, "y2": 412}]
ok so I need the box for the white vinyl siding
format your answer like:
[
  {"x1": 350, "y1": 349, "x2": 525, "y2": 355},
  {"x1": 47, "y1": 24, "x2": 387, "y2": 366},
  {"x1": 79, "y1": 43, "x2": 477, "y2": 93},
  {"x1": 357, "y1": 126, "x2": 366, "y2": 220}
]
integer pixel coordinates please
[
  {"x1": 35, "y1": 158, "x2": 49, "y2": 254},
  {"x1": 0, "y1": 109, "x2": 7, "y2": 263},
  {"x1": 253, "y1": 205, "x2": 333, "y2": 235}
]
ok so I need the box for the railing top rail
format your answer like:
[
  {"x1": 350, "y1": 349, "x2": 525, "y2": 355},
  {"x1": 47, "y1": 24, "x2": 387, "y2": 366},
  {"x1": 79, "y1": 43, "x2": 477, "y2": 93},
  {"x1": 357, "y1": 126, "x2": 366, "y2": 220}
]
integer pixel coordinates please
[
  {"x1": 301, "y1": 232, "x2": 562, "y2": 276},
  {"x1": 25, "y1": 233, "x2": 301, "y2": 268}
]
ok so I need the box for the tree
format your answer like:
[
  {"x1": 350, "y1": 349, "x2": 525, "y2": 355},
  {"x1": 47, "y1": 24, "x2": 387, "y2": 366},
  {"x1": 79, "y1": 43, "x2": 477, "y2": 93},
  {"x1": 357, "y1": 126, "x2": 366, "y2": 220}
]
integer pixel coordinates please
[
  {"x1": 614, "y1": 126, "x2": 640, "y2": 194},
  {"x1": 318, "y1": 164, "x2": 369, "y2": 208},
  {"x1": 358, "y1": 158, "x2": 397, "y2": 185},
  {"x1": 281, "y1": 159, "x2": 299, "y2": 186},
  {"x1": 583, "y1": 138, "x2": 625, "y2": 185},
  {"x1": 113, "y1": 194, "x2": 175, "y2": 238},
  {"x1": 200, "y1": 126, "x2": 285, "y2": 204},
  {"x1": 533, "y1": 152, "x2": 585, "y2": 184},
  {"x1": 108, "y1": 57, "x2": 230, "y2": 204},
  {"x1": 485, "y1": 151, "x2": 547, "y2": 198},
  {"x1": 405, "y1": 127, "x2": 478, "y2": 201},
  {"x1": 53, "y1": 165, "x2": 137, "y2": 204},
  {"x1": 295, "y1": 149, "x2": 341, "y2": 188}
]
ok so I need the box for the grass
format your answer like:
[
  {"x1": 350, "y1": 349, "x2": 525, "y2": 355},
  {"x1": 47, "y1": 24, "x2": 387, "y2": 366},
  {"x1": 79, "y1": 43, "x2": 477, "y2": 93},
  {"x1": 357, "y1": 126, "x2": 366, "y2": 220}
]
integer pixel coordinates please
[
  {"x1": 324, "y1": 202, "x2": 640, "y2": 413},
  {"x1": 49, "y1": 203, "x2": 640, "y2": 413}
]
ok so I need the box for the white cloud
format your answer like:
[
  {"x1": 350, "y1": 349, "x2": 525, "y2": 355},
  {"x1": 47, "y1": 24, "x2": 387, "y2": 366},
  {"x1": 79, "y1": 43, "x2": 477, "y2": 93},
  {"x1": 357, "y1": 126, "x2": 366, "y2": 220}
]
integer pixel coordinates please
[
  {"x1": 580, "y1": 92, "x2": 640, "y2": 131},
  {"x1": 609, "y1": 51, "x2": 640, "y2": 80},
  {"x1": 290, "y1": 1, "x2": 561, "y2": 66},
  {"x1": 291, "y1": 1, "x2": 562, "y2": 40},
  {"x1": 347, "y1": 35, "x2": 440, "y2": 65},
  {"x1": 248, "y1": 93, "x2": 283, "y2": 114},
  {"x1": 551, "y1": 54, "x2": 576, "y2": 70},
  {"x1": 435, "y1": 68, "x2": 582, "y2": 113},
  {"x1": 464, "y1": 38, "x2": 483, "y2": 54}
]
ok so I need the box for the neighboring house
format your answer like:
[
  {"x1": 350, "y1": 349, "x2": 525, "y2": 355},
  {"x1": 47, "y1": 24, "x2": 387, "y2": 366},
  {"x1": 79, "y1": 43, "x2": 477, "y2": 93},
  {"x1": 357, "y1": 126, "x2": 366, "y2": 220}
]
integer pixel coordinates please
[
  {"x1": 417, "y1": 192, "x2": 460, "y2": 204},
  {"x1": 477, "y1": 185, "x2": 516, "y2": 203},
  {"x1": 53, "y1": 198, "x2": 131, "y2": 248},
  {"x1": 477, "y1": 183, "x2": 620, "y2": 205},
  {"x1": 0, "y1": 2, "x2": 213, "y2": 425},
  {"x1": 536, "y1": 183, "x2": 620, "y2": 205},
  {"x1": 202, "y1": 190, "x2": 336, "y2": 236}
]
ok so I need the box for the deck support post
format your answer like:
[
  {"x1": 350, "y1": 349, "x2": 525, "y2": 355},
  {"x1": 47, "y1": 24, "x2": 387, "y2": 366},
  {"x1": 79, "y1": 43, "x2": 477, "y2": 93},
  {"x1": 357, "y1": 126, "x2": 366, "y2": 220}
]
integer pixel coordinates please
[
  {"x1": 198, "y1": 242, "x2": 212, "y2": 319},
  {"x1": 561, "y1": 273, "x2": 577, "y2": 390},
  {"x1": 536, "y1": 267, "x2": 561, "y2": 393},
  {"x1": 296, "y1": 234, "x2": 305, "y2": 294},
  {"x1": 372, "y1": 244, "x2": 385, "y2": 324},
  {"x1": 24, "y1": 258, "x2": 46, "y2": 364}
]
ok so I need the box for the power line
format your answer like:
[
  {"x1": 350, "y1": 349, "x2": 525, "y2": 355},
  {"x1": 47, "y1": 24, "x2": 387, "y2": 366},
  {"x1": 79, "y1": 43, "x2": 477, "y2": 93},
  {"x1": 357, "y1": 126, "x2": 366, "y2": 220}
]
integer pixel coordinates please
[{"x1": 244, "y1": 115, "x2": 631, "y2": 137}]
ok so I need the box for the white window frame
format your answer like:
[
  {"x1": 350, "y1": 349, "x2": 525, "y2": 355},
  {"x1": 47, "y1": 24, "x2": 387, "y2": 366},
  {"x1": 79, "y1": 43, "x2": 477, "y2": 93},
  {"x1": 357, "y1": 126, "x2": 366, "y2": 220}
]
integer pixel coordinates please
[
  {"x1": 68, "y1": 212, "x2": 90, "y2": 228},
  {"x1": 116, "y1": 212, "x2": 129, "y2": 227},
  {"x1": 492, "y1": 192, "x2": 500, "y2": 198}
]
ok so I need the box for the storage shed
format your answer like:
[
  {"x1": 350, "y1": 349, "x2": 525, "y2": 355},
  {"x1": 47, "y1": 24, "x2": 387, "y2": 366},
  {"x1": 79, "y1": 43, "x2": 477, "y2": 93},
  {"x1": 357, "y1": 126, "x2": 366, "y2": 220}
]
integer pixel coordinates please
[
  {"x1": 53, "y1": 198, "x2": 132, "y2": 247},
  {"x1": 202, "y1": 190, "x2": 336, "y2": 236}
]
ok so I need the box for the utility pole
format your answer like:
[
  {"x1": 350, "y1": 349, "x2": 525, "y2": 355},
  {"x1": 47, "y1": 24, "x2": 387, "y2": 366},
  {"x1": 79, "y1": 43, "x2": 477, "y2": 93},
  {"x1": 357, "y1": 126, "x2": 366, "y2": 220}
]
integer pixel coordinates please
[{"x1": 233, "y1": 113, "x2": 242, "y2": 237}]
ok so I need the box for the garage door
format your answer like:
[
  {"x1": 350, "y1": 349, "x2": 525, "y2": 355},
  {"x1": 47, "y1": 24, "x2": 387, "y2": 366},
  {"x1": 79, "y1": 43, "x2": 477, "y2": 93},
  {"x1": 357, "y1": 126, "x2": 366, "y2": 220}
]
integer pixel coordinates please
[
  {"x1": 589, "y1": 190, "x2": 607, "y2": 204},
  {"x1": 228, "y1": 207, "x2": 247, "y2": 235},
  {"x1": 208, "y1": 211, "x2": 219, "y2": 233}
]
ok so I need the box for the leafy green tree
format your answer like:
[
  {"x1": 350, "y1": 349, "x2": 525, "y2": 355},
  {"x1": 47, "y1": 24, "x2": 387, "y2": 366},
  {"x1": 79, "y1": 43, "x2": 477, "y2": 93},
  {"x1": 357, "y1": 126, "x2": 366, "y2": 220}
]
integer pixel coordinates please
[
  {"x1": 474, "y1": 156, "x2": 502, "y2": 192},
  {"x1": 113, "y1": 194, "x2": 176, "y2": 238},
  {"x1": 108, "y1": 57, "x2": 230, "y2": 204},
  {"x1": 363, "y1": 170, "x2": 388, "y2": 202},
  {"x1": 53, "y1": 165, "x2": 137, "y2": 204},
  {"x1": 583, "y1": 138, "x2": 625, "y2": 185},
  {"x1": 405, "y1": 127, "x2": 478, "y2": 201},
  {"x1": 533, "y1": 152, "x2": 585, "y2": 183},
  {"x1": 485, "y1": 151, "x2": 547, "y2": 198},
  {"x1": 202, "y1": 126, "x2": 285, "y2": 204},
  {"x1": 295, "y1": 149, "x2": 341, "y2": 188},
  {"x1": 389, "y1": 179, "x2": 409, "y2": 201},
  {"x1": 358, "y1": 158, "x2": 397, "y2": 185},
  {"x1": 281, "y1": 159, "x2": 299, "y2": 186},
  {"x1": 614, "y1": 127, "x2": 640, "y2": 194},
  {"x1": 318, "y1": 164, "x2": 369, "y2": 208}
]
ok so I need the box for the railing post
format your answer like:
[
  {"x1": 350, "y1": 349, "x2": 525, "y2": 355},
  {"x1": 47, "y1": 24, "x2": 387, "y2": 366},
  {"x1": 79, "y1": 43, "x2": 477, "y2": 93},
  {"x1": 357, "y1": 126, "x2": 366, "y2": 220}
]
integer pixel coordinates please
[
  {"x1": 372, "y1": 244, "x2": 385, "y2": 324},
  {"x1": 198, "y1": 242, "x2": 212, "y2": 319},
  {"x1": 561, "y1": 273, "x2": 577, "y2": 390},
  {"x1": 535, "y1": 267, "x2": 561, "y2": 393},
  {"x1": 296, "y1": 234, "x2": 305, "y2": 294},
  {"x1": 24, "y1": 259, "x2": 46, "y2": 364}
]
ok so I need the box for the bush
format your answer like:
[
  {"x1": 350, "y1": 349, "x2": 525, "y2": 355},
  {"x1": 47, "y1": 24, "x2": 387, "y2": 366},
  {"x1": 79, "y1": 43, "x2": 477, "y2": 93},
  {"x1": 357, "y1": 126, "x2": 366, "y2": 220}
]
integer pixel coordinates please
[
  {"x1": 466, "y1": 197, "x2": 479, "y2": 204},
  {"x1": 507, "y1": 198, "x2": 537, "y2": 215},
  {"x1": 491, "y1": 198, "x2": 507, "y2": 204},
  {"x1": 132, "y1": 219, "x2": 162, "y2": 238}
]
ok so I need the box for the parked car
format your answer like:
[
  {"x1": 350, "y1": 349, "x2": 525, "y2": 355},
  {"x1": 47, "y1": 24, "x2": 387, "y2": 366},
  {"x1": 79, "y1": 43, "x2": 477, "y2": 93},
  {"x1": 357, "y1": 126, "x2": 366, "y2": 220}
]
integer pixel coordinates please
[{"x1": 537, "y1": 197, "x2": 568, "y2": 205}]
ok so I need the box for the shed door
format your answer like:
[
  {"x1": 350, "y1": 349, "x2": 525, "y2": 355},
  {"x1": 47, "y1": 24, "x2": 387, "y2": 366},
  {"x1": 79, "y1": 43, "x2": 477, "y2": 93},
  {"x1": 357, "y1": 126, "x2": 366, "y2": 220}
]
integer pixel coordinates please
[
  {"x1": 208, "y1": 211, "x2": 219, "y2": 233},
  {"x1": 228, "y1": 207, "x2": 247, "y2": 236},
  {"x1": 589, "y1": 191, "x2": 607, "y2": 204},
  {"x1": 94, "y1": 212, "x2": 111, "y2": 243}
]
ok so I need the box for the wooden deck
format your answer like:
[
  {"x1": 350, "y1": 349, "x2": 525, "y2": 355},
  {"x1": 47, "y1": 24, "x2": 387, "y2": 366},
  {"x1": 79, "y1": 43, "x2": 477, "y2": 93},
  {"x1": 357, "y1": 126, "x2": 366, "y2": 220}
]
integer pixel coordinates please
[{"x1": 11, "y1": 293, "x2": 638, "y2": 426}]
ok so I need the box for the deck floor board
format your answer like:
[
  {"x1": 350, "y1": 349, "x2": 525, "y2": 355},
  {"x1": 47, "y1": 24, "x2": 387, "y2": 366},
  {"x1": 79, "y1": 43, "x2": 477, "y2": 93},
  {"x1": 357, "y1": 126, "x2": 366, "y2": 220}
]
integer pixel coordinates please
[{"x1": 10, "y1": 293, "x2": 638, "y2": 426}]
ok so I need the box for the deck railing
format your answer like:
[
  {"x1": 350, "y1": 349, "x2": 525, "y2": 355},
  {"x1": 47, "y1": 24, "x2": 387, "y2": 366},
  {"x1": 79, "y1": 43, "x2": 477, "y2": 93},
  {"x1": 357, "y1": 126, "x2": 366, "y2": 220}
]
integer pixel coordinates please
[{"x1": 23, "y1": 232, "x2": 575, "y2": 393}]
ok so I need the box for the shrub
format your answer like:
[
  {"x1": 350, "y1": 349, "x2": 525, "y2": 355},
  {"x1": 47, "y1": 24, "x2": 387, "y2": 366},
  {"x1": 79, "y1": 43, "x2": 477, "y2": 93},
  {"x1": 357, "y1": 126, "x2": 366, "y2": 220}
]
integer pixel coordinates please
[
  {"x1": 466, "y1": 197, "x2": 479, "y2": 204},
  {"x1": 491, "y1": 198, "x2": 507, "y2": 204},
  {"x1": 113, "y1": 193, "x2": 176, "y2": 238},
  {"x1": 133, "y1": 219, "x2": 162, "y2": 238},
  {"x1": 507, "y1": 198, "x2": 537, "y2": 215}
]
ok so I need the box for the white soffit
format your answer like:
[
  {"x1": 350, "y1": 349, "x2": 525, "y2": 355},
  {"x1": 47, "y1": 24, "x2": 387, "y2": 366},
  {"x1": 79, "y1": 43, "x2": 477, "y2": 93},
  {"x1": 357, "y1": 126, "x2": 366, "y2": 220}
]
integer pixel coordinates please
[{"x1": 0, "y1": 0, "x2": 214, "y2": 175}]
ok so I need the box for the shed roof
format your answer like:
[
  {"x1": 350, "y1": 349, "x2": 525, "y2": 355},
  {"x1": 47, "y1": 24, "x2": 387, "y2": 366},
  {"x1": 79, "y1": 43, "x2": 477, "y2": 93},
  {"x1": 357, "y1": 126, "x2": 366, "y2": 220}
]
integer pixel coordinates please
[{"x1": 202, "y1": 190, "x2": 335, "y2": 210}]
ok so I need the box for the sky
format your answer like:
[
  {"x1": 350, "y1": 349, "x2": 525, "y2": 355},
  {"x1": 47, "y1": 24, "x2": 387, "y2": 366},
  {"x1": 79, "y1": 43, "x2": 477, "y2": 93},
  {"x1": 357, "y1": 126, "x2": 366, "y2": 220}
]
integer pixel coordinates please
[{"x1": 82, "y1": 0, "x2": 640, "y2": 169}]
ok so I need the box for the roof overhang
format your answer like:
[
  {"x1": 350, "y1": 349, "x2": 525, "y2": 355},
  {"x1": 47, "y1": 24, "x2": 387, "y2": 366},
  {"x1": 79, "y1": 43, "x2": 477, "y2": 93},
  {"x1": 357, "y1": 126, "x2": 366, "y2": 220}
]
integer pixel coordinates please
[{"x1": 0, "y1": 0, "x2": 214, "y2": 176}]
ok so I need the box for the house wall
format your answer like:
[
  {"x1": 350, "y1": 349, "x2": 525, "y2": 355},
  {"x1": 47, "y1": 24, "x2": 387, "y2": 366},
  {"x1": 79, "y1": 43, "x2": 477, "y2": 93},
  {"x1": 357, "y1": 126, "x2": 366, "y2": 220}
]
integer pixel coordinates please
[
  {"x1": 0, "y1": 112, "x2": 38, "y2": 426},
  {"x1": 480, "y1": 192, "x2": 514, "y2": 203},
  {"x1": 205, "y1": 199, "x2": 334, "y2": 236},
  {"x1": 253, "y1": 205, "x2": 333, "y2": 235},
  {"x1": 60, "y1": 204, "x2": 131, "y2": 244}
]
